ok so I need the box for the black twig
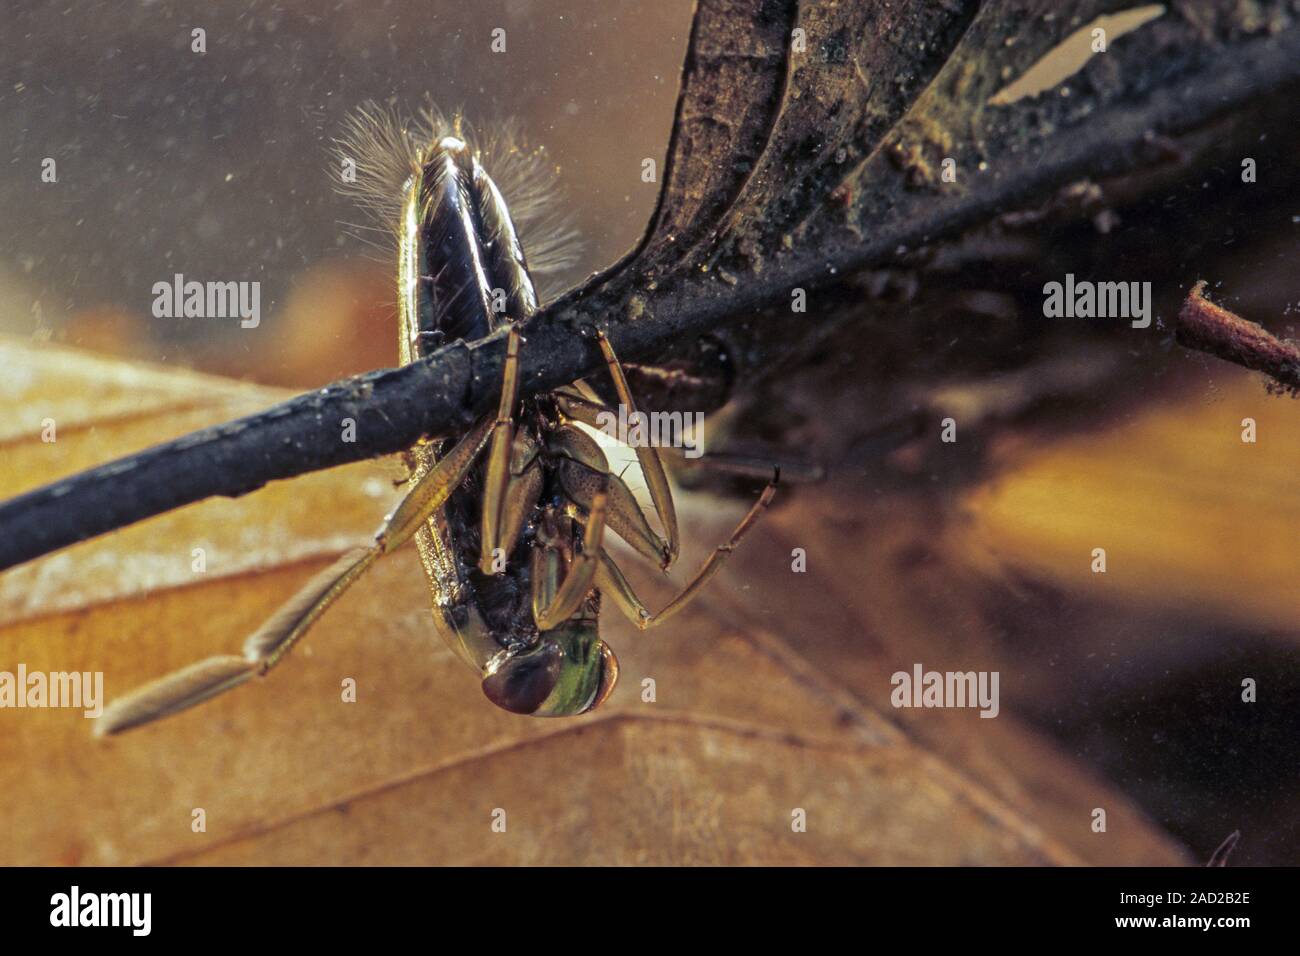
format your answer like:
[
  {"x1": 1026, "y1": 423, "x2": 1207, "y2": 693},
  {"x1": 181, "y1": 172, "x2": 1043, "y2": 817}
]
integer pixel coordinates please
[{"x1": 2, "y1": 5, "x2": 1299, "y2": 572}]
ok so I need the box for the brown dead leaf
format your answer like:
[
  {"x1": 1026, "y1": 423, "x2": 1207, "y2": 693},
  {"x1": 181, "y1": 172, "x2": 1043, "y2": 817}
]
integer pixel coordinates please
[{"x1": 0, "y1": 338, "x2": 1187, "y2": 865}]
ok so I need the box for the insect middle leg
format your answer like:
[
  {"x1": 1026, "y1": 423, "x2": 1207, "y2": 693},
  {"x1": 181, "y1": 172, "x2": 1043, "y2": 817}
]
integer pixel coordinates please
[
  {"x1": 549, "y1": 423, "x2": 671, "y2": 569},
  {"x1": 590, "y1": 330, "x2": 680, "y2": 566}
]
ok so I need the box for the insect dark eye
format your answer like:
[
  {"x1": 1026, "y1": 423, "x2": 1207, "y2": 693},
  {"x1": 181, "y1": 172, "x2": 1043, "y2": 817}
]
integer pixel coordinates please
[{"x1": 481, "y1": 642, "x2": 563, "y2": 715}]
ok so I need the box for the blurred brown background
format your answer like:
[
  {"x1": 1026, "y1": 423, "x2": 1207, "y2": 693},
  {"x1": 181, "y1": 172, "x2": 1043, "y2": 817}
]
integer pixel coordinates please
[{"x1": 0, "y1": 0, "x2": 692, "y2": 383}]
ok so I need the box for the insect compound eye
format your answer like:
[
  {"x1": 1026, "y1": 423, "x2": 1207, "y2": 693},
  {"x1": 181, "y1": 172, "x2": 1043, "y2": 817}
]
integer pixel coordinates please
[
  {"x1": 481, "y1": 641, "x2": 563, "y2": 715},
  {"x1": 582, "y1": 642, "x2": 620, "y2": 714}
]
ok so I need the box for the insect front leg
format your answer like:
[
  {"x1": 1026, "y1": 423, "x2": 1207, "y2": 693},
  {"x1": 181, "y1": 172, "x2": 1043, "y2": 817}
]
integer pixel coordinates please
[
  {"x1": 95, "y1": 415, "x2": 496, "y2": 736},
  {"x1": 531, "y1": 491, "x2": 609, "y2": 631},
  {"x1": 549, "y1": 424, "x2": 670, "y2": 569},
  {"x1": 594, "y1": 470, "x2": 779, "y2": 631},
  {"x1": 554, "y1": 383, "x2": 694, "y2": 569}
]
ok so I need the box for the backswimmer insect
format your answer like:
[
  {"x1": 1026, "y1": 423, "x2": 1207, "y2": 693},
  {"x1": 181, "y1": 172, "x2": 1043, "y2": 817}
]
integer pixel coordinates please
[{"x1": 95, "y1": 105, "x2": 778, "y2": 734}]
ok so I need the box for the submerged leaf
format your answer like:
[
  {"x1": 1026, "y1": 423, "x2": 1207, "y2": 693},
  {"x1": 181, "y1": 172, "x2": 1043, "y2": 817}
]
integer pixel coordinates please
[{"x1": 0, "y1": 341, "x2": 1187, "y2": 865}]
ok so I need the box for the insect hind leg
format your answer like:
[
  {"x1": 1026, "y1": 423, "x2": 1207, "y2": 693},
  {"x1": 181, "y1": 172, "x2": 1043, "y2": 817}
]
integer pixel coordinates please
[{"x1": 95, "y1": 415, "x2": 495, "y2": 736}]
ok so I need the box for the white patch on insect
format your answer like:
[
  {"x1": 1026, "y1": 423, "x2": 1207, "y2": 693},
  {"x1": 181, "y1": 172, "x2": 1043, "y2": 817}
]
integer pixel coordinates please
[{"x1": 573, "y1": 420, "x2": 656, "y2": 517}]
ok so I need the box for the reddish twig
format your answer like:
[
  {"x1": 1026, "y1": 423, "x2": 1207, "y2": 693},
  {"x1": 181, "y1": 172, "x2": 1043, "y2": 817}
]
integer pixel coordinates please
[{"x1": 1176, "y1": 281, "x2": 1300, "y2": 396}]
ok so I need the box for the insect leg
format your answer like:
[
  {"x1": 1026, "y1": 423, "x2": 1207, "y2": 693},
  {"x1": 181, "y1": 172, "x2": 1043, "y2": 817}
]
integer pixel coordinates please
[
  {"x1": 492, "y1": 435, "x2": 544, "y2": 572},
  {"x1": 555, "y1": 390, "x2": 703, "y2": 568},
  {"x1": 532, "y1": 490, "x2": 609, "y2": 631},
  {"x1": 479, "y1": 325, "x2": 522, "y2": 573},
  {"x1": 594, "y1": 470, "x2": 779, "y2": 630},
  {"x1": 530, "y1": 532, "x2": 562, "y2": 626},
  {"x1": 95, "y1": 415, "x2": 495, "y2": 736},
  {"x1": 551, "y1": 386, "x2": 609, "y2": 421},
  {"x1": 592, "y1": 330, "x2": 680, "y2": 567},
  {"x1": 593, "y1": 550, "x2": 650, "y2": 625},
  {"x1": 550, "y1": 424, "x2": 669, "y2": 569}
]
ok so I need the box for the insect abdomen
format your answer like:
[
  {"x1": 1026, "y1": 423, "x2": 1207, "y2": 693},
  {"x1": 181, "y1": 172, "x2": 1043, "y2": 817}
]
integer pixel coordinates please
[{"x1": 399, "y1": 136, "x2": 539, "y2": 359}]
